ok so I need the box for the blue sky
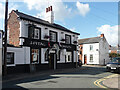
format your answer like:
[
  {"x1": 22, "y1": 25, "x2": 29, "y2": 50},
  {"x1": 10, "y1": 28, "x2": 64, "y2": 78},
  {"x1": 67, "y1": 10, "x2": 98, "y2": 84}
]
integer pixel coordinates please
[{"x1": 0, "y1": 1, "x2": 118, "y2": 45}]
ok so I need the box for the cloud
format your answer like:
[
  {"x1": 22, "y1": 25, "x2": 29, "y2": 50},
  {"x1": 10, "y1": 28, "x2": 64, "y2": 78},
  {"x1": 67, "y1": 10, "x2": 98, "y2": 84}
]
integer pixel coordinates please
[
  {"x1": 97, "y1": 25, "x2": 118, "y2": 46},
  {"x1": 76, "y1": 1, "x2": 90, "y2": 17},
  {"x1": 23, "y1": 0, "x2": 73, "y2": 21}
]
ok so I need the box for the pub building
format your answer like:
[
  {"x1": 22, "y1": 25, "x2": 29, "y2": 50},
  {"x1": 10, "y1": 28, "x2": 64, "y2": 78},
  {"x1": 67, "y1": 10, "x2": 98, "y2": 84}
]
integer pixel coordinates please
[{"x1": 6, "y1": 6, "x2": 80, "y2": 73}]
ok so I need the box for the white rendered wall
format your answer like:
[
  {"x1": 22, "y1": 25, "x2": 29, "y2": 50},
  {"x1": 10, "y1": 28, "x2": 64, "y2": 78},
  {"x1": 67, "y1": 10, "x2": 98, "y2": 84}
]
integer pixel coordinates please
[
  {"x1": 82, "y1": 43, "x2": 99, "y2": 64},
  {"x1": 7, "y1": 47, "x2": 30, "y2": 67},
  {"x1": 99, "y1": 39, "x2": 109, "y2": 65}
]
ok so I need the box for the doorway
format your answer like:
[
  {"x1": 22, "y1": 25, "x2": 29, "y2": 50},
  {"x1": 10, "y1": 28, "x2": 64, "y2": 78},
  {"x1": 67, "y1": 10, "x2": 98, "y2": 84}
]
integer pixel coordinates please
[
  {"x1": 84, "y1": 54, "x2": 87, "y2": 64},
  {"x1": 49, "y1": 53, "x2": 56, "y2": 70}
]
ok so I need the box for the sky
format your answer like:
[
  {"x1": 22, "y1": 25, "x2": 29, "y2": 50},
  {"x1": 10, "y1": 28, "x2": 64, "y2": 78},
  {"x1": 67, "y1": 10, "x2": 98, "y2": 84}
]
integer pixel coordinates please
[{"x1": 0, "y1": 0, "x2": 119, "y2": 46}]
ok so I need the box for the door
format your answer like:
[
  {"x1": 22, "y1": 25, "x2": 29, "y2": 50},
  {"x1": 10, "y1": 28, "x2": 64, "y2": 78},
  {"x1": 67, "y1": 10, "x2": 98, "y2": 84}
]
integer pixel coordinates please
[
  {"x1": 49, "y1": 53, "x2": 56, "y2": 69},
  {"x1": 84, "y1": 54, "x2": 87, "y2": 64}
]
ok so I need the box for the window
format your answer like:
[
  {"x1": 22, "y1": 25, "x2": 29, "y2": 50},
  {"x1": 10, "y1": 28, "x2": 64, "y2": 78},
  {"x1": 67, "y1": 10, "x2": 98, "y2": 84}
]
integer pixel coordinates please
[
  {"x1": 28, "y1": 25, "x2": 40, "y2": 39},
  {"x1": 65, "y1": 35, "x2": 71, "y2": 44},
  {"x1": 31, "y1": 49, "x2": 39, "y2": 63},
  {"x1": 90, "y1": 45, "x2": 93, "y2": 51},
  {"x1": 50, "y1": 31, "x2": 57, "y2": 42},
  {"x1": 66, "y1": 52, "x2": 72, "y2": 62},
  {"x1": 34, "y1": 28, "x2": 39, "y2": 39},
  {"x1": 90, "y1": 54, "x2": 93, "y2": 62},
  {"x1": 7, "y1": 52, "x2": 14, "y2": 64}
]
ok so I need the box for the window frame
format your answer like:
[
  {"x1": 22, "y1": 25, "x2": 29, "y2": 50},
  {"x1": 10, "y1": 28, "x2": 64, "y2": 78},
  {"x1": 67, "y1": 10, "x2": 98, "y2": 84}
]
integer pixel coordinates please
[
  {"x1": 31, "y1": 49, "x2": 39, "y2": 64},
  {"x1": 90, "y1": 45, "x2": 93, "y2": 51},
  {"x1": 65, "y1": 34, "x2": 71, "y2": 44},
  {"x1": 49, "y1": 30, "x2": 57, "y2": 42},
  {"x1": 28, "y1": 25, "x2": 41, "y2": 40},
  {"x1": 89, "y1": 54, "x2": 93, "y2": 62},
  {"x1": 66, "y1": 52, "x2": 72, "y2": 62},
  {"x1": 7, "y1": 52, "x2": 14, "y2": 64}
]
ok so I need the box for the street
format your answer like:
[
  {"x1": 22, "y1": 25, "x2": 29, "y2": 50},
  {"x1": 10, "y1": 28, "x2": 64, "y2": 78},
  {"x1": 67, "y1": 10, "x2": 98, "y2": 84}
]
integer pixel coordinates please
[{"x1": 3, "y1": 65, "x2": 115, "y2": 89}]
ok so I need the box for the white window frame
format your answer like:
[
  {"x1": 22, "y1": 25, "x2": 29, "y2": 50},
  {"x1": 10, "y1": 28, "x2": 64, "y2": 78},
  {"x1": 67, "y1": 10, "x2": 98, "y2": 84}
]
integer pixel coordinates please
[
  {"x1": 89, "y1": 54, "x2": 93, "y2": 62},
  {"x1": 66, "y1": 52, "x2": 72, "y2": 62},
  {"x1": 34, "y1": 28, "x2": 39, "y2": 39},
  {"x1": 90, "y1": 45, "x2": 93, "y2": 51},
  {"x1": 50, "y1": 31, "x2": 57, "y2": 42},
  {"x1": 31, "y1": 49, "x2": 39, "y2": 64}
]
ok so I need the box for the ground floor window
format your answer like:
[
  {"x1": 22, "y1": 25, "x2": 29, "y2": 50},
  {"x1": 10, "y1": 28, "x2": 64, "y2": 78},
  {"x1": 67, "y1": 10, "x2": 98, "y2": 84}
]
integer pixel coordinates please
[
  {"x1": 89, "y1": 54, "x2": 93, "y2": 62},
  {"x1": 66, "y1": 52, "x2": 72, "y2": 62},
  {"x1": 31, "y1": 49, "x2": 39, "y2": 63},
  {"x1": 7, "y1": 52, "x2": 14, "y2": 64}
]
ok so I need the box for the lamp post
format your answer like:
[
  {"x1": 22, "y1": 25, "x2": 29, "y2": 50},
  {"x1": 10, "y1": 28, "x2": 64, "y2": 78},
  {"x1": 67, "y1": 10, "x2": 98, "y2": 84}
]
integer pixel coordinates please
[{"x1": 3, "y1": 0, "x2": 8, "y2": 76}]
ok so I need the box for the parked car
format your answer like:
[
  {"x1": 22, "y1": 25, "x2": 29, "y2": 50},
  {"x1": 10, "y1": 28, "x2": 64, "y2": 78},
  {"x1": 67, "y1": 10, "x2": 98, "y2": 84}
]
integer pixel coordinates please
[
  {"x1": 106, "y1": 57, "x2": 120, "y2": 73},
  {"x1": 78, "y1": 59, "x2": 82, "y2": 67}
]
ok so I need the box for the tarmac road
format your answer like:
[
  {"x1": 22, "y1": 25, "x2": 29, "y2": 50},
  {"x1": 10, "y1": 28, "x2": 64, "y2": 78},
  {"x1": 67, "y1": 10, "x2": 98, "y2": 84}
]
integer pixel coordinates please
[{"x1": 2, "y1": 65, "x2": 115, "y2": 89}]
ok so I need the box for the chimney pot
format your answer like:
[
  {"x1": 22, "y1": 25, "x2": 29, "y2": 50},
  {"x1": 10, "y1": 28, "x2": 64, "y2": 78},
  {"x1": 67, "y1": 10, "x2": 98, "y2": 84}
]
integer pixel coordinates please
[{"x1": 100, "y1": 34, "x2": 104, "y2": 38}]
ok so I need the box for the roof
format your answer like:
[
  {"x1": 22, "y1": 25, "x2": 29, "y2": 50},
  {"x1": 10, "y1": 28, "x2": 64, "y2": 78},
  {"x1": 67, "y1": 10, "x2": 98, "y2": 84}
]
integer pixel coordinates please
[
  {"x1": 13, "y1": 10, "x2": 80, "y2": 35},
  {"x1": 109, "y1": 46, "x2": 120, "y2": 50},
  {"x1": 78, "y1": 37, "x2": 102, "y2": 44}
]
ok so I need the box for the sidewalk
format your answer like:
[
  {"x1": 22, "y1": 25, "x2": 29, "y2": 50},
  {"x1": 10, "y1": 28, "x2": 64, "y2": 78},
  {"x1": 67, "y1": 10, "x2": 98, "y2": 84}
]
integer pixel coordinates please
[
  {"x1": 3, "y1": 67, "x2": 81, "y2": 83},
  {"x1": 102, "y1": 74, "x2": 120, "y2": 89}
]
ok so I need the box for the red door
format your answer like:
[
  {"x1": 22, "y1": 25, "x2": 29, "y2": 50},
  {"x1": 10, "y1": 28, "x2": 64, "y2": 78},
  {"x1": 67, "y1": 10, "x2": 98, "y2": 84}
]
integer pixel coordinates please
[{"x1": 84, "y1": 55, "x2": 87, "y2": 64}]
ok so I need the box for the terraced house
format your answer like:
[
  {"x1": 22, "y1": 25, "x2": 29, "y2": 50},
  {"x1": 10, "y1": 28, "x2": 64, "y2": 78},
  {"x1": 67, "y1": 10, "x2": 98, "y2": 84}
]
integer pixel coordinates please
[{"x1": 5, "y1": 6, "x2": 80, "y2": 74}]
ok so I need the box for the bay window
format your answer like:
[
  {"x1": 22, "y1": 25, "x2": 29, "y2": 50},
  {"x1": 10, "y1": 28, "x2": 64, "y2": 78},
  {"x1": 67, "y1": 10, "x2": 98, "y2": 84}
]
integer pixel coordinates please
[{"x1": 28, "y1": 25, "x2": 40, "y2": 39}]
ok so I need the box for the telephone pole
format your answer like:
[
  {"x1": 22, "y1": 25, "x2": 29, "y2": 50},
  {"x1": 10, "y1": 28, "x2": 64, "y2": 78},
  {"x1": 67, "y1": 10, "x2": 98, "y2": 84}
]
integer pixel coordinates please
[{"x1": 4, "y1": 0, "x2": 8, "y2": 76}]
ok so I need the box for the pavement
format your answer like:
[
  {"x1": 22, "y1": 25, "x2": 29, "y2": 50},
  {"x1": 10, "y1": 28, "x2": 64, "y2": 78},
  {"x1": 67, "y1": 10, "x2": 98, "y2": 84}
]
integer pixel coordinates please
[{"x1": 102, "y1": 74, "x2": 120, "y2": 89}]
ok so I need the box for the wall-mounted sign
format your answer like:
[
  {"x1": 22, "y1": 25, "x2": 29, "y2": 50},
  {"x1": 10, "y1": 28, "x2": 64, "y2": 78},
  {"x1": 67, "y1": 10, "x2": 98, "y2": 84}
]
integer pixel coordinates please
[{"x1": 23, "y1": 38, "x2": 48, "y2": 48}]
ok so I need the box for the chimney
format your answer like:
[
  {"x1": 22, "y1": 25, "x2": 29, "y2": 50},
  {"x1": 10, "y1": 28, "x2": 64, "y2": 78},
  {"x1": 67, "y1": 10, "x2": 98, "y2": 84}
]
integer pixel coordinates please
[
  {"x1": 100, "y1": 34, "x2": 104, "y2": 38},
  {"x1": 45, "y1": 6, "x2": 54, "y2": 23}
]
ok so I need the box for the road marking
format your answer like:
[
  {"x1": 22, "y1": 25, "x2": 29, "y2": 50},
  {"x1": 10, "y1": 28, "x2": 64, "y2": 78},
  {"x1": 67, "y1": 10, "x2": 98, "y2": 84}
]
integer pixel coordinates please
[{"x1": 94, "y1": 74, "x2": 118, "y2": 89}]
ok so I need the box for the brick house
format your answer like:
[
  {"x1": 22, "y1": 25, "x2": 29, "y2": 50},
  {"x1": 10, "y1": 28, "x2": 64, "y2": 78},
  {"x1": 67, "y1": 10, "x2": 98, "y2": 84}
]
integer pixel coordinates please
[{"x1": 109, "y1": 45, "x2": 120, "y2": 54}]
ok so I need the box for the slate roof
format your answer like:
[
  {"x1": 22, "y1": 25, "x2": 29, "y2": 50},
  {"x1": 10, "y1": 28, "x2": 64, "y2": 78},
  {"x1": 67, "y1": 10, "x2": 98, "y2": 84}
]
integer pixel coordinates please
[
  {"x1": 13, "y1": 10, "x2": 80, "y2": 35},
  {"x1": 78, "y1": 37, "x2": 102, "y2": 44}
]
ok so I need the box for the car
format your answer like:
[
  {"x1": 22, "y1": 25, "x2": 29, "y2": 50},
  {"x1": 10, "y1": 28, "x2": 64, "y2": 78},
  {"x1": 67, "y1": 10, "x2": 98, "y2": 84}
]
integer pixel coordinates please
[{"x1": 106, "y1": 57, "x2": 120, "y2": 73}]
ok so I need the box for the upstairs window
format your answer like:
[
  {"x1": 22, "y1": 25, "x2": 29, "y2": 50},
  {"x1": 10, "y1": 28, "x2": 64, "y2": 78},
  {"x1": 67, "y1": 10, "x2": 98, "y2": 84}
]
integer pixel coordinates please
[
  {"x1": 28, "y1": 25, "x2": 40, "y2": 39},
  {"x1": 50, "y1": 31, "x2": 57, "y2": 42},
  {"x1": 90, "y1": 45, "x2": 93, "y2": 51},
  {"x1": 65, "y1": 35, "x2": 71, "y2": 44}
]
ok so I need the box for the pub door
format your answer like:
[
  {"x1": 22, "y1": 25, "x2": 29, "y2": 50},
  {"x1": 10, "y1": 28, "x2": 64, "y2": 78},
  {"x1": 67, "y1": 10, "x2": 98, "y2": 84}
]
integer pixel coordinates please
[{"x1": 49, "y1": 53, "x2": 56, "y2": 69}]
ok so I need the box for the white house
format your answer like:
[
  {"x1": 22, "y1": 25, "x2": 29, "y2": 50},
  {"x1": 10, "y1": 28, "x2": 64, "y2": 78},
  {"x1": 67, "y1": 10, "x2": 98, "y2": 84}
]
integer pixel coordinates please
[
  {"x1": 78, "y1": 34, "x2": 109, "y2": 65},
  {"x1": 5, "y1": 6, "x2": 80, "y2": 73}
]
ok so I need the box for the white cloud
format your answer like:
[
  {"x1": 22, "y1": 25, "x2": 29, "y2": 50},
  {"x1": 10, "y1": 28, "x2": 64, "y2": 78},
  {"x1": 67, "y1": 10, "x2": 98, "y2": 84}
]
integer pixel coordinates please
[
  {"x1": 76, "y1": 1, "x2": 90, "y2": 17},
  {"x1": 23, "y1": 0, "x2": 73, "y2": 21},
  {"x1": 97, "y1": 25, "x2": 118, "y2": 46}
]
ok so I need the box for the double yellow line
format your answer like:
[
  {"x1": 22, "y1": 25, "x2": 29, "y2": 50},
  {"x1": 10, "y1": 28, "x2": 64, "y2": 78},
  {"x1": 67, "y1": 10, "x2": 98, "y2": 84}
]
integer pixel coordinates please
[{"x1": 94, "y1": 74, "x2": 118, "y2": 89}]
